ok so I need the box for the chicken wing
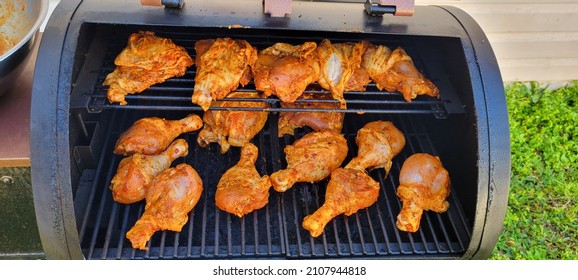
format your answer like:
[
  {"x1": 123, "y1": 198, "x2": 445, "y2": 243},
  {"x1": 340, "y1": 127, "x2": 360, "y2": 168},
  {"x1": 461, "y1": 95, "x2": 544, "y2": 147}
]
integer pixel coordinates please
[
  {"x1": 192, "y1": 38, "x2": 258, "y2": 111},
  {"x1": 345, "y1": 121, "x2": 405, "y2": 175},
  {"x1": 362, "y1": 44, "x2": 439, "y2": 102},
  {"x1": 271, "y1": 131, "x2": 348, "y2": 192},
  {"x1": 109, "y1": 139, "x2": 189, "y2": 204},
  {"x1": 302, "y1": 167, "x2": 380, "y2": 237},
  {"x1": 103, "y1": 31, "x2": 194, "y2": 105},
  {"x1": 396, "y1": 153, "x2": 451, "y2": 233},
  {"x1": 215, "y1": 143, "x2": 272, "y2": 217},
  {"x1": 277, "y1": 92, "x2": 344, "y2": 137},
  {"x1": 197, "y1": 91, "x2": 269, "y2": 154},
  {"x1": 114, "y1": 114, "x2": 202, "y2": 156},
  {"x1": 316, "y1": 39, "x2": 368, "y2": 107},
  {"x1": 252, "y1": 42, "x2": 320, "y2": 103},
  {"x1": 126, "y1": 163, "x2": 203, "y2": 250}
]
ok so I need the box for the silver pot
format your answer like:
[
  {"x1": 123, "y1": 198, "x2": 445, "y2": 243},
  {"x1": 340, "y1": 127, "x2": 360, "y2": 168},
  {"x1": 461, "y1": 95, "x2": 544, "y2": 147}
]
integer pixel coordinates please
[{"x1": 0, "y1": 0, "x2": 49, "y2": 97}]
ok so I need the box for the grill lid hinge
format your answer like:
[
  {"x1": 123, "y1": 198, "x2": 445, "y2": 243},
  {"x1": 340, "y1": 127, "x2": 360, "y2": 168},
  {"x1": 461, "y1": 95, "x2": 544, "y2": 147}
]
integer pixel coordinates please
[{"x1": 365, "y1": 0, "x2": 415, "y2": 17}]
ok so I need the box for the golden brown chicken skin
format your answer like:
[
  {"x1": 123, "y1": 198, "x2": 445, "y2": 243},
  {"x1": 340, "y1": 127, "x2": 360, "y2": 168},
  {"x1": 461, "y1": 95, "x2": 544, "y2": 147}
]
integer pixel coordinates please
[
  {"x1": 362, "y1": 44, "x2": 439, "y2": 102},
  {"x1": 126, "y1": 163, "x2": 203, "y2": 250},
  {"x1": 197, "y1": 91, "x2": 269, "y2": 154},
  {"x1": 396, "y1": 153, "x2": 451, "y2": 233},
  {"x1": 192, "y1": 38, "x2": 258, "y2": 111},
  {"x1": 270, "y1": 131, "x2": 348, "y2": 192},
  {"x1": 316, "y1": 39, "x2": 368, "y2": 107},
  {"x1": 109, "y1": 139, "x2": 189, "y2": 204},
  {"x1": 215, "y1": 143, "x2": 272, "y2": 217},
  {"x1": 345, "y1": 121, "x2": 406, "y2": 175},
  {"x1": 277, "y1": 92, "x2": 344, "y2": 137},
  {"x1": 114, "y1": 114, "x2": 202, "y2": 156},
  {"x1": 104, "y1": 31, "x2": 194, "y2": 105},
  {"x1": 302, "y1": 167, "x2": 380, "y2": 238},
  {"x1": 252, "y1": 42, "x2": 320, "y2": 103}
]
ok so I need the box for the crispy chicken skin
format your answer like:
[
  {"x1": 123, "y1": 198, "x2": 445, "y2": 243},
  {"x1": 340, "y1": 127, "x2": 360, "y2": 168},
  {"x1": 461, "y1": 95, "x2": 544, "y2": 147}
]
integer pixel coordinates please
[
  {"x1": 104, "y1": 31, "x2": 193, "y2": 105},
  {"x1": 109, "y1": 139, "x2": 189, "y2": 204},
  {"x1": 197, "y1": 91, "x2": 269, "y2": 154},
  {"x1": 270, "y1": 131, "x2": 348, "y2": 192},
  {"x1": 252, "y1": 42, "x2": 320, "y2": 103},
  {"x1": 396, "y1": 153, "x2": 451, "y2": 233},
  {"x1": 345, "y1": 121, "x2": 406, "y2": 175},
  {"x1": 302, "y1": 167, "x2": 380, "y2": 238},
  {"x1": 316, "y1": 39, "x2": 368, "y2": 107},
  {"x1": 277, "y1": 92, "x2": 344, "y2": 137},
  {"x1": 215, "y1": 143, "x2": 272, "y2": 217},
  {"x1": 114, "y1": 114, "x2": 203, "y2": 156},
  {"x1": 192, "y1": 38, "x2": 258, "y2": 111},
  {"x1": 362, "y1": 44, "x2": 439, "y2": 102},
  {"x1": 126, "y1": 163, "x2": 203, "y2": 250}
]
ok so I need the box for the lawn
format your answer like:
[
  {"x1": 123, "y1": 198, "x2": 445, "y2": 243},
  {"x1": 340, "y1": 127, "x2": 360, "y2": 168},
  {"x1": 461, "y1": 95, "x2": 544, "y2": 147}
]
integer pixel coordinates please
[{"x1": 490, "y1": 81, "x2": 578, "y2": 259}]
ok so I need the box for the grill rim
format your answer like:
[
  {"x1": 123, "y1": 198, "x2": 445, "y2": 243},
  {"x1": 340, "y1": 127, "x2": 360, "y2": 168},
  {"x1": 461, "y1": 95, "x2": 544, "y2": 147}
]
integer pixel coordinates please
[{"x1": 30, "y1": 0, "x2": 510, "y2": 260}]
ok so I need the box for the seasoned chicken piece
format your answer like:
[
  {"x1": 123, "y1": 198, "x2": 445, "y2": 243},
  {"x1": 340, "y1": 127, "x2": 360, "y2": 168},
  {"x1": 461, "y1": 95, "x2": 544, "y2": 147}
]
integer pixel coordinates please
[
  {"x1": 192, "y1": 38, "x2": 258, "y2": 111},
  {"x1": 252, "y1": 42, "x2": 320, "y2": 103},
  {"x1": 362, "y1": 44, "x2": 439, "y2": 102},
  {"x1": 215, "y1": 143, "x2": 272, "y2": 217},
  {"x1": 278, "y1": 92, "x2": 344, "y2": 137},
  {"x1": 104, "y1": 31, "x2": 193, "y2": 105},
  {"x1": 197, "y1": 91, "x2": 268, "y2": 154},
  {"x1": 316, "y1": 39, "x2": 368, "y2": 107},
  {"x1": 396, "y1": 153, "x2": 451, "y2": 233},
  {"x1": 114, "y1": 114, "x2": 202, "y2": 156},
  {"x1": 302, "y1": 167, "x2": 380, "y2": 237},
  {"x1": 109, "y1": 139, "x2": 189, "y2": 204},
  {"x1": 345, "y1": 121, "x2": 406, "y2": 175},
  {"x1": 345, "y1": 67, "x2": 372, "y2": 92},
  {"x1": 271, "y1": 131, "x2": 348, "y2": 192},
  {"x1": 126, "y1": 163, "x2": 203, "y2": 250}
]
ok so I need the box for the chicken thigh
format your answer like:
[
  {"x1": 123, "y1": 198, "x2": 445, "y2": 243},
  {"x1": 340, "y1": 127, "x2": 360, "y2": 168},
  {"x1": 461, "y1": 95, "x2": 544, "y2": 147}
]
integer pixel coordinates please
[
  {"x1": 362, "y1": 44, "x2": 439, "y2": 102},
  {"x1": 302, "y1": 167, "x2": 380, "y2": 237},
  {"x1": 345, "y1": 121, "x2": 405, "y2": 175},
  {"x1": 215, "y1": 143, "x2": 272, "y2": 217},
  {"x1": 252, "y1": 42, "x2": 320, "y2": 103},
  {"x1": 316, "y1": 39, "x2": 368, "y2": 107},
  {"x1": 109, "y1": 139, "x2": 189, "y2": 204},
  {"x1": 270, "y1": 131, "x2": 348, "y2": 192},
  {"x1": 114, "y1": 114, "x2": 202, "y2": 156},
  {"x1": 192, "y1": 38, "x2": 258, "y2": 111},
  {"x1": 197, "y1": 91, "x2": 269, "y2": 154},
  {"x1": 396, "y1": 153, "x2": 451, "y2": 233},
  {"x1": 277, "y1": 92, "x2": 344, "y2": 137},
  {"x1": 126, "y1": 163, "x2": 203, "y2": 250},
  {"x1": 104, "y1": 31, "x2": 194, "y2": 105}
]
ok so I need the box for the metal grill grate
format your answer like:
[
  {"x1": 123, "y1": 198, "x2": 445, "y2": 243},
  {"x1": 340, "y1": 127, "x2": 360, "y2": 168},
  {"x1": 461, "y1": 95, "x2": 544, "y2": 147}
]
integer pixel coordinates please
[
  {"x1": 72, "y1": 25, "x2": 471, "y2": 259},
  {"x1": 77, "y1": 27, "x2": 455, "y2": 119}
]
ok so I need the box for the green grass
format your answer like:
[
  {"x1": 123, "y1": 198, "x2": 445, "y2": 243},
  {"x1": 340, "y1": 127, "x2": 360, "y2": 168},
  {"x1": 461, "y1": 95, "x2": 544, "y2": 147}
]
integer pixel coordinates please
[{"x1": 490, "y1": 81, "x2": 578, "y2": 260}]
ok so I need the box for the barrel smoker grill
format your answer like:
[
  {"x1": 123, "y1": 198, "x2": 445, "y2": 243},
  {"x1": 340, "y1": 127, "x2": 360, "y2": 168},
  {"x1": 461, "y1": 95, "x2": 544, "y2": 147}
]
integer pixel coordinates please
[{"x1": 30, "y1": 0, "x2": 510, "y2": 260}]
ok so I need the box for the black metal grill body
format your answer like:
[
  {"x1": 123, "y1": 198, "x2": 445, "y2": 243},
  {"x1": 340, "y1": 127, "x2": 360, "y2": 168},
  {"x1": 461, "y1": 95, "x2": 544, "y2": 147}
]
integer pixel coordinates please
[{"x1": 30, "y1": 0, "x2": 510, "y2": 260}]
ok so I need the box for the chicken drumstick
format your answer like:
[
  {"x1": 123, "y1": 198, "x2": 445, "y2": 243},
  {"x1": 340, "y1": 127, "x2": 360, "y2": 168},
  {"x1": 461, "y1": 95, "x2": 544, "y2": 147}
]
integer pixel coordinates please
[
  {"x1": 302, "y1": 167, "x2": 380, "y2": 238},
  {"x1": 126, "y1": 163, "x2": 203, "y2": 250},
  {"x1": 114, "y1": 114, "x2": 202, "y2": 156},
  {"x1": 109, "y1": 139, "x2": 189, "y2": 204},
  {"x1": 271, "y1": 131, "x2": 348, "y2": 192},
  {"x1": 396, "y1": 153, "x2": 451, "y2": 233},
  {"x1": 215, "y1": 143, "x2": 272, "y2": 217},
  {"x1": 345, "y1": 120, "x2": 405, "y2": 175}
]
